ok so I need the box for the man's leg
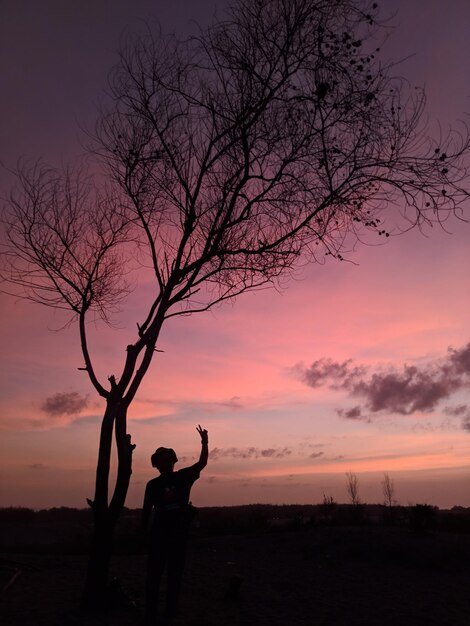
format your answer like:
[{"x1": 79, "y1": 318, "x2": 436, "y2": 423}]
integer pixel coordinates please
[
  {"x1": 165, "y1": 533, "x2": 188, "y2": 618},
  {"x1": 146, "y1": 537, "x2": 167, "y2": 625}
]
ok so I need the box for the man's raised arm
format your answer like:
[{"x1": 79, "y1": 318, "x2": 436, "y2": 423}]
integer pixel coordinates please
[{"x1": 195, "y1": 425, "x2": 209, "y2": 471}]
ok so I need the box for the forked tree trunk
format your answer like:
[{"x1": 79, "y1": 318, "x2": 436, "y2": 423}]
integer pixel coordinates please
[
  {"x1": 81, "y1": 328, "x2": 160, "y2": 610},
  {"x1": 82, "y1": 396, "x2": 135, "y2": 610}
]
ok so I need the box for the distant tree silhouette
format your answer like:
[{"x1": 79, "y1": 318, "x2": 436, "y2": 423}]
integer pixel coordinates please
[
  {"x1": 346, "y1": 472, "x2": 360, "y2": 506},
  {"x1": 382, "y1": 472, "x2": 395, "y2": 509},
  {"x1": 2, "y1": 0, "x2": 469, "y2": 608}
]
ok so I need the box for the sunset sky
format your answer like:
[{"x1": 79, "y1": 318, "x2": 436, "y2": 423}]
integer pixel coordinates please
[{"x1": 1, "y1": 0, "x2": 469, "y2": 510}]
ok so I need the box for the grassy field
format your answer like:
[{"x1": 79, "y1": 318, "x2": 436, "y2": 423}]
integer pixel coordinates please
[{"x1": 1, "y1": 505, "x2": 470, "y2": 625}]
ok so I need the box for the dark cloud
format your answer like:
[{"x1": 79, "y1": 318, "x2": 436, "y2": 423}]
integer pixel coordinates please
[
  {"x1": 448, "y1": 404, "x2": 470, "y2": 433},
  {"x1": 210, "y1": 446, "x2": 292, "y2": 461},
  {"x1": 41, "y1": 392, "x2": 88, "y2": 417},
  {"x1": 336, "y1": 406, "x2": 364, "y2": 420},
  {"x1": 351, "y1": 365, "x2": 461, "y2": 414},
  {"x1": 444, "y1": 404, "x2": 469, "y2": 417},
  {"x1": 296, "y1": 342, "x2": 470, "y2": 419},
  {"x1": 294, "y1": 358, "x2": 366, "y2": 389},
  {"x1": 261, "y1": 448, "x2": 288, "y2": 458},
  {"x1": 449, "y1": 343, "x2": 470, "y2": 375},
  {"x1": 309, "y1": 451, "x2": 324, "y2": 459}
]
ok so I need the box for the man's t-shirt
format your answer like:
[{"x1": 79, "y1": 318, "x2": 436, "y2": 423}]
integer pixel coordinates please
[{"x1": 144, "y1": 465, "x2": 200, "y2": 530}]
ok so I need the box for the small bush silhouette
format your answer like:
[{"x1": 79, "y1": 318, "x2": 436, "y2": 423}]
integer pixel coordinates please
[{"x1": 409, "y1": 504, "x2": 437, "y2": 534}]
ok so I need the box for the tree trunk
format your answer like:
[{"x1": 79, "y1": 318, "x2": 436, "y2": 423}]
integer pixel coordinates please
[
  {"x1": 81, "y1": 396, "x2": 135, "y2": 610},
  {"x1": 82, "y1": 514, "x2": 115, "y2": 610},
  {"x1": 80, "y1": 333, "x2": 155, "y2": 610}
]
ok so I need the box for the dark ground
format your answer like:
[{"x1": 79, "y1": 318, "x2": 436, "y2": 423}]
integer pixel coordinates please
[{"x1": 1, "y1": 507, "x2": 470, "y2": 625}]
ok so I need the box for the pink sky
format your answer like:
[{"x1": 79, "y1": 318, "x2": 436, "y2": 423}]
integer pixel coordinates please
[{"x1": 1, "y1": 0, "x2": 469, "y2": 509}]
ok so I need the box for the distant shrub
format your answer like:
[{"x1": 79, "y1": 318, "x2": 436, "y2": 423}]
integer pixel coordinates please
[
  {"x1": 0, "y1": 507, "x2": 35, "y2": 522},
  {"x1": 36, "y1": 507, "x2": 92, "y2": 522},
  {"x1": 198, "y1": 505, "x2": 270, "y2": 535},
  {"x1": 409, "y1": 504, "x2": 438, "y2": 534},
  {"x1": 438, "y1": 507, "x2": 470, "y2": 534}
]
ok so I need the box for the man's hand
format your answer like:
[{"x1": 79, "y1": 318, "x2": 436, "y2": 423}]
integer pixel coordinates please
[
  {"x1": 196, "y1": 425, "x2": 209, "y2": 470},
  {"x1": 197, "y1": 424, "x2": 208, "y2": 445}
]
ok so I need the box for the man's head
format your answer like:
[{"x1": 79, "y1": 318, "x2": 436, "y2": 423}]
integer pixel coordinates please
[{"x1": 151, "y1": 447, "x2": 178, "y2": 474}]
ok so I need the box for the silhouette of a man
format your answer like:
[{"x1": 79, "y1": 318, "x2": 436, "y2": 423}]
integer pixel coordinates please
[{"x1": 142, "y1": 425, "x2": 208, "y2": 624}]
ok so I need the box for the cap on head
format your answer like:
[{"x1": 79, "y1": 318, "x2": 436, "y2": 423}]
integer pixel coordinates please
[{"x1": 151, "y1": 447, "x2": 178, "y2": 468}]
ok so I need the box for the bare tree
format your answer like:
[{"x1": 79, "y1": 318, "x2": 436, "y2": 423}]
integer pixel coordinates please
[
  {"x1": 1, "y1": 0, "x2": 469, "y2": 606},
  {"x1": 345, "y1": 471, "x2": 361, "y2": 506},
  {"x1": 382, "y1": 472, "x2": 395, "y2": 508}
]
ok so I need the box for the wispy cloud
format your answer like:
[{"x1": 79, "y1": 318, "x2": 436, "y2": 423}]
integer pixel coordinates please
[
  {"x1": 451, "y1": 403, "x2": 470, "y2": 433},
  {"x1": 134, "y1": 395, "x2": 246, "y2": 426},
  {"x1": 295, "y1": 343, "x2": 470, "y2": 429},
  {"x1": 29, "y1": 463, "x2": 48, "y2": 470},
  {"x1": 41, "y1": 392, "x2": 88, "y2": 417},
  {"x1": 444, "y1": 404, "x2": 470, "y2": 418},
  {"x1": 210, "y1": 446, "x2": 292, "y2": 461}
]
